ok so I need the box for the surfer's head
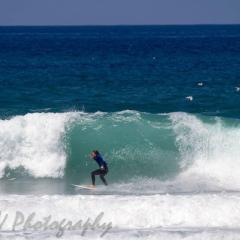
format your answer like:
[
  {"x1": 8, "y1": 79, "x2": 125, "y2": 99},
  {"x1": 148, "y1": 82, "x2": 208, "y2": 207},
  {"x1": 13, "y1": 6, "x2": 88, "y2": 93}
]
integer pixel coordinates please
[{"x1": 91, "y1": 150, "x2": 100, "y2": 158}]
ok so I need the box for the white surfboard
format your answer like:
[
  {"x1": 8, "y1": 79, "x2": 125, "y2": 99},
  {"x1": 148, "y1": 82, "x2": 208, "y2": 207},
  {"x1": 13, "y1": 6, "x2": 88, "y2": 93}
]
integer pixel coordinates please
[
  {"x1": 7, "y1": 178, "x2": 16, "y2": 181},
  {"x1": 72, "y1": 184, "x2": 96, "y2": 190}
]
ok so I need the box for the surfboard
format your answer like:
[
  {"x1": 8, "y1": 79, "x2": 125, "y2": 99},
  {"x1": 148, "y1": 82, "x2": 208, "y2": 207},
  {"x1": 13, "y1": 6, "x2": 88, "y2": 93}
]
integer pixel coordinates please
[
  {"x1": 72, "y1": 184, "x2": 96, "y2": 190},
  {"x1": 7, "y1": 178, "x2": 16, "y2": 181}
]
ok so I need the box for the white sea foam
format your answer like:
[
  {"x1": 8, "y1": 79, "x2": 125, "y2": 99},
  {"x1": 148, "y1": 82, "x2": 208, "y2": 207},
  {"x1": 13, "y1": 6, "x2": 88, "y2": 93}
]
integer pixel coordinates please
[
  {"x1": 169, "y1": 112, "x2": 240, "y2": 190},
  {"x1": 0, "y1": 112, "x2": 78, "y2": 178},
  {"x1": 185, "y1": 96, "x2": 193, "y2": 101},
  {"x1": 2, "y1": 230, "x2": 240, "y2": 240},
  {"x1": 0, "y1": 193, "x2": 240, "y2": 239}
]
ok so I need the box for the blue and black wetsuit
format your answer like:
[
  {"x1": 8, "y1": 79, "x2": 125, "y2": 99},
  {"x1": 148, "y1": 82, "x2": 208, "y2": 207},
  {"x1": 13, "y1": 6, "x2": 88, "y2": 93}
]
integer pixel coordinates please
[{"x1": 91, "y1": 154, "x2": 108, "y2": 186}]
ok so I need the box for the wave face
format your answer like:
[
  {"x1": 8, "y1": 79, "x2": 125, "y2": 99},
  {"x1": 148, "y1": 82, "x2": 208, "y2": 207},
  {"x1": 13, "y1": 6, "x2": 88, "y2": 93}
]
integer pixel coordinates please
[{"x1": 1, "y1": 111, "x2": 240, "y2": 191}]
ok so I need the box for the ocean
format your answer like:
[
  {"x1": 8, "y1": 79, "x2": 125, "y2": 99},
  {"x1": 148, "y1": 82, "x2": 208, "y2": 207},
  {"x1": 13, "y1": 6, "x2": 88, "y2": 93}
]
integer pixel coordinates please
[{"x1": 0, "y1": 25, "x2": 240, "y2": 239}]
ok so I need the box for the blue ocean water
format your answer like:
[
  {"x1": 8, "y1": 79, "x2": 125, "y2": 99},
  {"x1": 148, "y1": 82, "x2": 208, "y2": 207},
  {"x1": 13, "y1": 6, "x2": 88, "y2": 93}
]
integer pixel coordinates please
[
  {"x1": 1, "y1": 25, "x2": 240, "y2": 240},
  {"x1": 0, "y1": 25, "x2": 240, "y2": 117}
]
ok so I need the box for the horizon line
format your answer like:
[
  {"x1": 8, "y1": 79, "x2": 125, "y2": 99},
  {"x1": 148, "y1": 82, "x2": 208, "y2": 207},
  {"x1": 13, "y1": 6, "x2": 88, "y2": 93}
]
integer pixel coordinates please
[{"x1": 0, "y1": 23, "x2": 240, "y2": 27}]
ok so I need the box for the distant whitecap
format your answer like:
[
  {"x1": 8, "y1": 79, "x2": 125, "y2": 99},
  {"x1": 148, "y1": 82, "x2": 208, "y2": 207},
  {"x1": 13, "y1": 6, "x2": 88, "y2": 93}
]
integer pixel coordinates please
[
  {"x1": 197, "y1": 82, "x2": 203, "y2": 86},
  {"x1": 235, "y1": 87, "x2": 240, "y2": 92},
  {"x1": 186, "y1": 96, "x2": 193, "y2": 101}
]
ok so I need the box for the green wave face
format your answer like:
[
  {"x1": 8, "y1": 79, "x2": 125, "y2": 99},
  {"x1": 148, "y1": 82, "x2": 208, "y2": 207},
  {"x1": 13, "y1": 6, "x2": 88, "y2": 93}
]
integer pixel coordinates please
[{"x1": 65, "y1": 111, "x2": 179, "y2": 183}]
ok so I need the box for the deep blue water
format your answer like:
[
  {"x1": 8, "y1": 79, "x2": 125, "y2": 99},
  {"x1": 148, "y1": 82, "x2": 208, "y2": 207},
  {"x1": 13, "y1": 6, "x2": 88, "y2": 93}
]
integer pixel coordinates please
[{"x1": 0, "y1": 25, "x2": 240, "y2": 118}]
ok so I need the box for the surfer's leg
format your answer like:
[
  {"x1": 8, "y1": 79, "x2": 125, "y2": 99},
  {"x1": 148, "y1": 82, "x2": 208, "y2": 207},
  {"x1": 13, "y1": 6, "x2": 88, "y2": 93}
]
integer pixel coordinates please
[
  {"x1": 91, "y1": 172, "x2": 95, "y2": 185},
  {"x1": 100, "y1": 168, "x2": 108, "y2": 185},
  {"x1": 100, "y1": 174, "x2": 108, "y2": 185},
  {"x1": 91, "y1": 169, "x2": 102, "y2": 186}
]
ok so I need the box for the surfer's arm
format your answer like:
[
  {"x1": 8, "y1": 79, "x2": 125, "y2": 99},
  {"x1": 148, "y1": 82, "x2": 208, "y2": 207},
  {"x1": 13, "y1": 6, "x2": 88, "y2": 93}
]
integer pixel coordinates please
[{"x1": 95, "y1": 156, "x2": 106, "y2": 170}]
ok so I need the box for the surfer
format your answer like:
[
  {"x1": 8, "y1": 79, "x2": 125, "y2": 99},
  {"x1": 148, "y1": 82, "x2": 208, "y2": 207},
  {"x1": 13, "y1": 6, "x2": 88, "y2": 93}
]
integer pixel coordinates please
[{"x1": 90, "y1": 150, "x2": 108, "y2": 186}]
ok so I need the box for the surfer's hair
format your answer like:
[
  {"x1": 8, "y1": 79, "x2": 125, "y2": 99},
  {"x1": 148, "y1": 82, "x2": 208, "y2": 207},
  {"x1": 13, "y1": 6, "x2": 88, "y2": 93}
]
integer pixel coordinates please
[{"x1": 93, "y1": 150, "x2": 100, "y2": 155}]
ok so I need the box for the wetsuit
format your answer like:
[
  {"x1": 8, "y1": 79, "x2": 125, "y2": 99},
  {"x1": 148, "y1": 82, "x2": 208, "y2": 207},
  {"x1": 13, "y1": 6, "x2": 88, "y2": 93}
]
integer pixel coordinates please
[{"x1": 91, "y1": 154, "x2": 108, "y2": 186}]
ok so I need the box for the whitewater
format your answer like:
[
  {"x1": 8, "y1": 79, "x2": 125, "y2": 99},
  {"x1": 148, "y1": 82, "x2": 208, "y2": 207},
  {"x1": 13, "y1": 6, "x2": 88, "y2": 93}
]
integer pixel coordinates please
[{"x1": 0, "y1": 110, "x2": 240, "y2": 239}]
